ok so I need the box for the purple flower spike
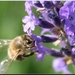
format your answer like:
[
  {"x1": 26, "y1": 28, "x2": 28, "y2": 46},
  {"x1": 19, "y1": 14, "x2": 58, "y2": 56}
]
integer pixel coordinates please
[
  {"x1": 22, "y1": 1, "x2": 75, "y2": 74},
  {"x1": 52, "y1": 58, "x2": 72, "y2": 74}
]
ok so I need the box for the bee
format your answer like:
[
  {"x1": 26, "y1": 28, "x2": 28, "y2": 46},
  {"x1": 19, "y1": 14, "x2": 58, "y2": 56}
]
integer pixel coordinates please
[{"x1": 0, "y1": 34, "x2": 37, "y2": 74}]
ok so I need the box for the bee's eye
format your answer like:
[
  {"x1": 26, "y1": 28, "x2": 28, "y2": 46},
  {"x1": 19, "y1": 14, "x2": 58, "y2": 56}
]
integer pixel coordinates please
[{"x1": 26, "y1": 39, "x2": 32, "y2": 44}]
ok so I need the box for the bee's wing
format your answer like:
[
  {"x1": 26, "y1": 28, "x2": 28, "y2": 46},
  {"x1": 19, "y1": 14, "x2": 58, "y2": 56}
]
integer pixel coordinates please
[
  {"x1": 0, "y1": 56, "x2": 13, "y2": 74},
  {"x1": 0, "y1": 39, "x2": 12, "y2": 48}
]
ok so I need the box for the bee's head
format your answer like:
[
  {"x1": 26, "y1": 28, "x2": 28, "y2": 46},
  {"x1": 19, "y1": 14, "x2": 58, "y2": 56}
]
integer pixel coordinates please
[{"x1": 21, "y1": 34, "x2": 35, "y2": 49}]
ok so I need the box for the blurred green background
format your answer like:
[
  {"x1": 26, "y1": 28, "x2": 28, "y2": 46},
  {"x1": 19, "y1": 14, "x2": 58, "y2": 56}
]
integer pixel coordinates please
[{"x1": 0, "y1": 1, "x2": 73, "y2": 74}]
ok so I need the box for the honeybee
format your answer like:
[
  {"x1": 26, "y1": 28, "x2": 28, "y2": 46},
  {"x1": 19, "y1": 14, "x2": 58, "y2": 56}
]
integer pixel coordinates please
[{"x1": 0, "y1": 34, "x2": 37, "y2": 74}]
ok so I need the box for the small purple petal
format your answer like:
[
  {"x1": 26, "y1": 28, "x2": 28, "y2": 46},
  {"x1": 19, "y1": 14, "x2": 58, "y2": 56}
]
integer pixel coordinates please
[
  {"x1": 23, "y1": 21, "x2": 35, "y2": 32},
  {"x1": 22, "y1": 15, "x2": 40, "y2": 32},
  {"x1": 52, "y1": 58, "x2": 71, "y2": 74},
  {"x1": 36, "y1": 53, "x2": 44, "y2": 61},
  {"x1": 52, "y1": 58, "x2": 66, "y2": 72},
  {"x1": 22, "y1": 16, "x2": 31, "y2": 23},
  {"x1": 22, "y1": 24, "x2": 30, "y2": 32}
]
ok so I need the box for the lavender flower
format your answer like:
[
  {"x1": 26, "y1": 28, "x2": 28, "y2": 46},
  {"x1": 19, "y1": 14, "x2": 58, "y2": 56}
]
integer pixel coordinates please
[
  {"x1": 22, "y1": 16, "x2": 36, "y2": 32},
  {"x1": 22, "y1": 1, "x2": 75, "y2": 74}
]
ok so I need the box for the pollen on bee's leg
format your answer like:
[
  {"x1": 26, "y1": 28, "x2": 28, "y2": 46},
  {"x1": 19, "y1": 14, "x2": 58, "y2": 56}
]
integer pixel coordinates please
[{"x1": 36, "y1": 8, "x2": 45, "y2": 12}]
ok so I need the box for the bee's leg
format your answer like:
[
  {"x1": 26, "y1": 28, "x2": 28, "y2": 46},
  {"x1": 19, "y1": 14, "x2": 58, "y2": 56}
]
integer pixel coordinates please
[{"x1": 23, "y1": 51, "x2": 38, "y2": 57}]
